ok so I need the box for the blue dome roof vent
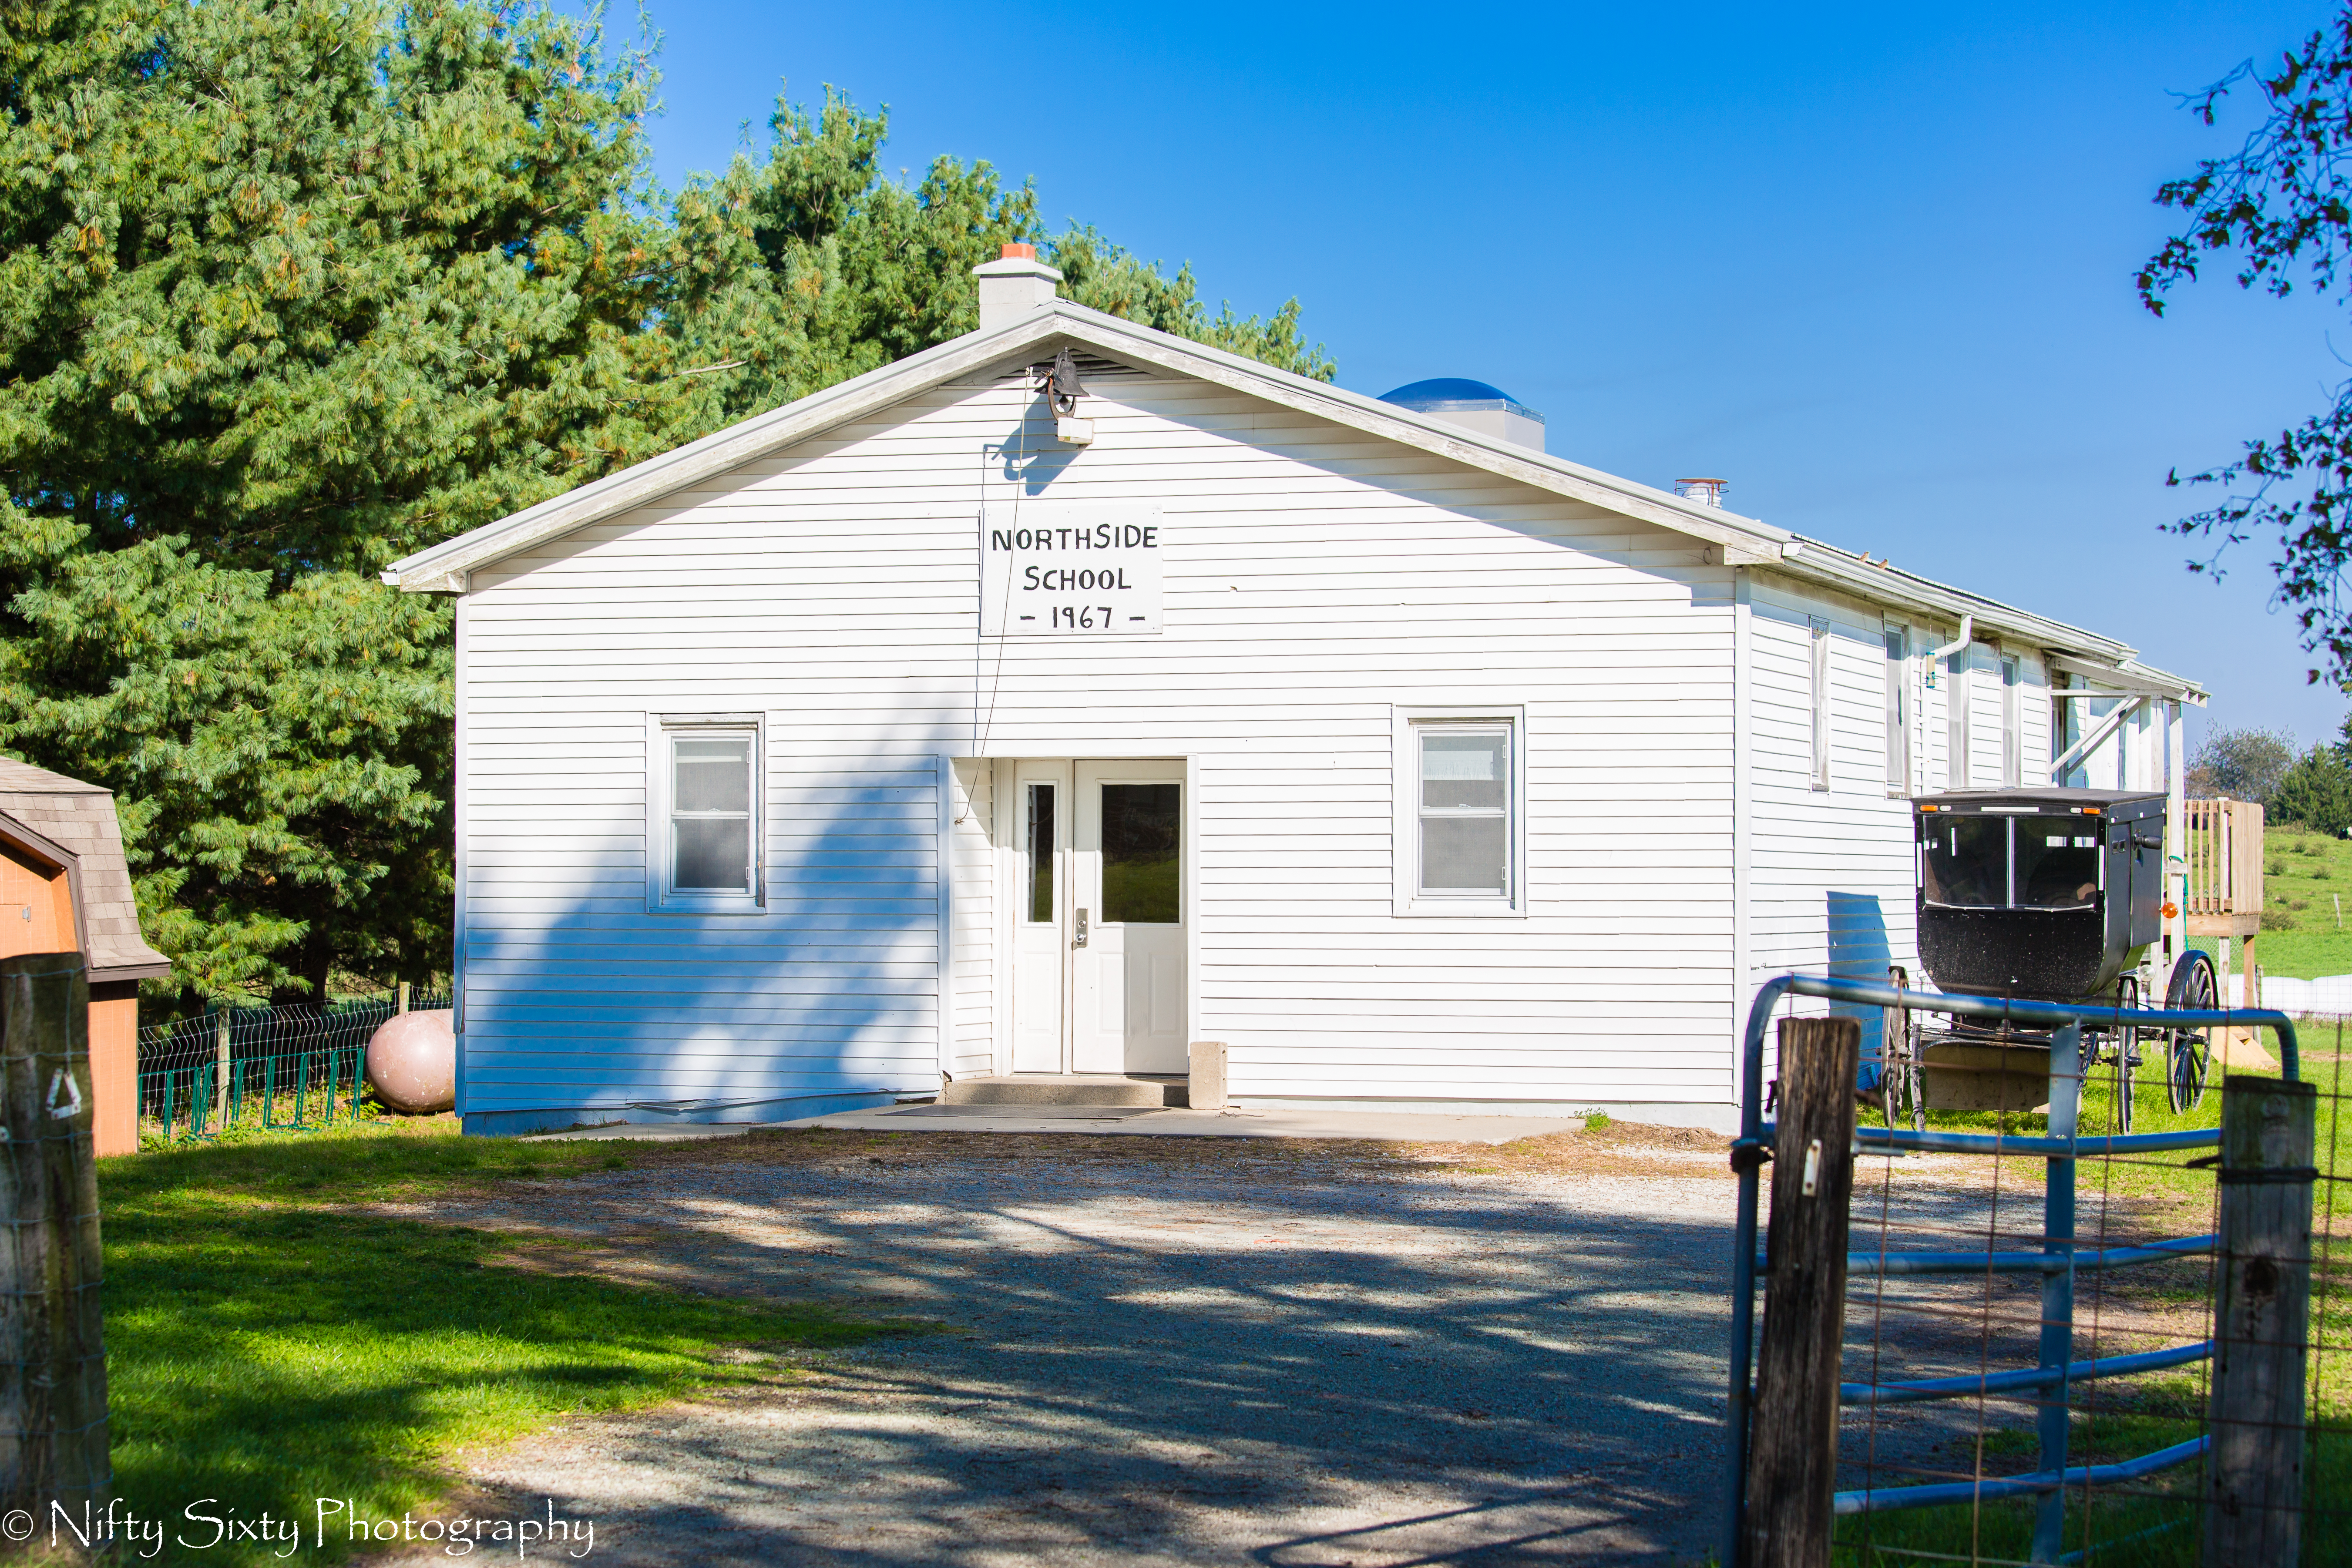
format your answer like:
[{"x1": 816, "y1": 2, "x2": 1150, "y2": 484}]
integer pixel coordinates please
[{"x1": 1376, "y1": 378, "x2": 1546, "y2": 452}]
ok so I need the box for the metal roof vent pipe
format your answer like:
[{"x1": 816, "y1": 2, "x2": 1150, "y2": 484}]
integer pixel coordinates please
[
  {"x1": 1378, "y1": 378, "x2": 1546, "y2": 452},
  {"x1": 1677, "y1": 477, "x2": 1727, "y2": 508},
  {"x1": 974, "y1": 242, "x2": 1062, "y2": 333}
]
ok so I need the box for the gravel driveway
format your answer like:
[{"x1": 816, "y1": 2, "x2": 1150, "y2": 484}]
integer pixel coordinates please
[
  {"x1": 364, "y1": 1124, "x2": 2200, "y2": 1566},
  {"x1": 376, "y1": 1128, "x2": 1742, "y2": 1566}
]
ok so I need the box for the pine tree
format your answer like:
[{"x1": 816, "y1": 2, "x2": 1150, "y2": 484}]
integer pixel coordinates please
[{"x1": 0, "y1": 0, "x2": 1333, "y2": 1010}]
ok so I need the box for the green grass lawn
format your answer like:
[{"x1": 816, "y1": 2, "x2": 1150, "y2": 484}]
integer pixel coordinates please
[
  {"x1": 93, "y1": 1125, "x2": 910, "y2": 1565},
  {"x1": 2250, "y1": 823, "x2": 2352, "y2": 979},
  {"x1": 1832, "y1": 1393, "x2": 2352, "y2": 1565}
]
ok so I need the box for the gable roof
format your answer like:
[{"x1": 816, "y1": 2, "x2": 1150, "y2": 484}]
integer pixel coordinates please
[
  {"x1": 382, "y1": 298, "x2": 2203, "y2": 702},
  {"x1": 0, "y1": 757, "x2": 172, "y2": 983}
]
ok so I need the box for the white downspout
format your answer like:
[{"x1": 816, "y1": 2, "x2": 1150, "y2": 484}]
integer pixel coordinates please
[
  {"x1": 1927, "y1": 613, "x2": 1974, "y2": 664},
  {"x1": 1731, "y1": 567, "x2": 1753, "y2": 1111}
]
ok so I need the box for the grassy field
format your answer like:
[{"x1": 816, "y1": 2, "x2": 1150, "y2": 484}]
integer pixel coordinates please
[
  {"x1": 2246, "y1": 822, "x2": 2352, "y2": 979},
  {"x1": 1831, "y1": 1398, "x2": 2352, "y2": 1565},
  {"x1": 93, "y1": 1124, "x2": 910, "y2": 1566}
]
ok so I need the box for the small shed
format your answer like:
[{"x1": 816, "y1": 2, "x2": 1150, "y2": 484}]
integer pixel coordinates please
[{"x1": 0, "y1": 759, "x2": 172, "y2": 1155}]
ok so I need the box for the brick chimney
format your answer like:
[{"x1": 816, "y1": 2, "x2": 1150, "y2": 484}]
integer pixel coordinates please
[{"x1": 974, "y1": 243, "x2": 1062, "y2": 333}]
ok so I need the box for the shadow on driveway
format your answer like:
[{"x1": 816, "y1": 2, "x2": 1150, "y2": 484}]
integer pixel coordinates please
[{"x1": 393, "y1": 1138, "x2": 1741, "y2": 1565}]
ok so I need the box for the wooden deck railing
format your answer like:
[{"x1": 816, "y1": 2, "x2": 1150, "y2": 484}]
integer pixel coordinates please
[{"x1": 2185, "y1": 797, "x2": 2265, "y2": 916}]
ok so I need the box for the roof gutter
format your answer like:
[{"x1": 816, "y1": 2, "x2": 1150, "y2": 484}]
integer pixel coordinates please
[
  {"x1": 2046, "y1": 653, "x2": 2207, "y2": 705},
  {"x1": 1771, "y1": 539, "x2": 2143, "y2": 669}
]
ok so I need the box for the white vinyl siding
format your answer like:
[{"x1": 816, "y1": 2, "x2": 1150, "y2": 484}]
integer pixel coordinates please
[
  {"x1": 949, "y1": 759, "x2": 996, "y2": 1078},
  {"x1": 1744, "y1": 581, "x2": 1922, "y2": 1071}
]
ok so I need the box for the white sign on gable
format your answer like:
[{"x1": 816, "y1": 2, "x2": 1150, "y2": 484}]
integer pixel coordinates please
[{"x1": 980, "y1": 502, "x2": 1163, "y2": 636}]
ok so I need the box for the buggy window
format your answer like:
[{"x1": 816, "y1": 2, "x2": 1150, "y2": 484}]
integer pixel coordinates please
[
  {"x1": 1922, "y1": 818, "x2": 2009, "y2": 907},
  {"x1": 2016, "y1": 829, "x2": 2099, "y2": 909},
  {"x1": 1920, "y1": 816, "x2": 2101, "y2": 909}
]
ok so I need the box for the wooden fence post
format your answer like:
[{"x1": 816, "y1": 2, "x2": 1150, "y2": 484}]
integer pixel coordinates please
[
  {"x1": 1743, "y1": 1015, "x2": 1860, "y2": 1568},
  {"x1": 0, "y1": 952, "x2": 110, "y2": 1517},
  {"x1": 2204, "y1": 1073, "x2": 2315, "y2": 1568}
]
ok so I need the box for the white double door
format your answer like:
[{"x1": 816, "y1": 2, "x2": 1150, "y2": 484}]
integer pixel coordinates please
[{"x1": 1006, "y1": 759, "x2": 1187, "y2": 1075}]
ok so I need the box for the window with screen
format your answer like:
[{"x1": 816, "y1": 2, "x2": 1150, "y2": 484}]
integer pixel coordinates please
[
  {"x1": 652, "y1": 720, "x2": 761, "y2": 911},
  {"x1": 1947, "y1": 645, "x2": 1973, "y2": 790},
  {"x1": 1809, "y1": 616, "x2": 1831, "y2": 792},
  {"x1": 2000, "y1": 654, "x2": 2023, "y2": 787},
  {"x1": 1884, "y1": 623, "x2": 1909, "y2": 795},
  {"x1": 1418, "y1": 724, "x2": 1511, "y2": 898}
]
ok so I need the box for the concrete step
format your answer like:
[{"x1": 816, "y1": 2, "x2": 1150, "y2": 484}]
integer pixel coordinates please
[{"x1": 940, "y1": 1074, "x2": 1189, "y2": 1108}]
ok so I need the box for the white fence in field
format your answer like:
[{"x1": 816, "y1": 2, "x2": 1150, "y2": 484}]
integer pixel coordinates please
[{"x1": 2260, "y1": 973, "x2": 2352, "y2": 1019}]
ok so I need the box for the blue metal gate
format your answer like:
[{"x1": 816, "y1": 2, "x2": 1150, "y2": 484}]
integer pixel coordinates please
[{"x1": 1720, "y1": 972, "x2": 2301, "y2": 1566}]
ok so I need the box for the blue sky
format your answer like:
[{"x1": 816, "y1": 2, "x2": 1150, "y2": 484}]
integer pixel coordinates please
[{"x1": 621, "y1": 0, "x2": 2345, "y2": 750}]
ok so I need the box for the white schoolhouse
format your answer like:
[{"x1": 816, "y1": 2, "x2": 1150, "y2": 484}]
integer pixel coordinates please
[{"x1": 386, "y1": 246, "x2": 2204, "y2": 1135}]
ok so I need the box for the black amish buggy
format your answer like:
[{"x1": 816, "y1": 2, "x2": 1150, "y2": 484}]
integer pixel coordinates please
[{"x1": 1883, "y1": 786, "x2": 2220, "y2": 1132}]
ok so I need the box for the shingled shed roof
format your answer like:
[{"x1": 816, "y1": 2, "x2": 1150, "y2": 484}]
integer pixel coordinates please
[{"x1": 0, "y1": 757, "x2": 171, "y2": 983}]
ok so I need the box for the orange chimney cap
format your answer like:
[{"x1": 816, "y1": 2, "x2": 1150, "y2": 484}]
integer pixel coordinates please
[{"x1": 1001, "y1": 242, "x2": 1038, "y2": 261}]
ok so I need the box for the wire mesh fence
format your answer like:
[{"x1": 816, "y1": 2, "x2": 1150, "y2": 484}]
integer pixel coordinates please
[
  {"x1": 136, "y1": 990, "x2": 450, "y2": 1141},
  {"x1": 1725, "y1": 972, "x2": 2343, "y2": 1567}
]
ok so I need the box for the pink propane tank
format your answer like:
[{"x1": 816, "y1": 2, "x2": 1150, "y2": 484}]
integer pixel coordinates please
[{"x1": 366, "y1": 1008, "x2": 456, "y2": 1114}]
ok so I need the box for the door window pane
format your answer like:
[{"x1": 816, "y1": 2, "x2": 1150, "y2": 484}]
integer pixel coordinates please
[
  {"x1": 1101, "y1": 783, "x2": 1180, "y2": 923},
  {"x1": 1025, "y1": 784, "x2": 1056, "y2": 923},
  {"x1": 1418, "y1": 726, "x2": 1509, "y2": 896},
  {"x1": 671, "y1": 734, "x2": 751, "y2": 892}
]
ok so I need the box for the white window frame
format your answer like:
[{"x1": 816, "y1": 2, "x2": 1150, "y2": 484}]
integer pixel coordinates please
[
  {"x1": 1808, "y1": 616, "x2": 1831, "y2": 792},
  {"x1": 1947, "y1": 642, "x2": 1973, "y2": 790},
  {"x1": 1392, "y1": 705, "x2": 1526, "y2": 917},
  {"x1": 2052, "y1": 674, "x2": 2083, "y2": 788},
  {"x1": 1883, "y1": 621, "x2": 1910, "y2": 797},
  {"x1": 2000, "y1": 653, "x2": 2023, "y2": 787},
  {"x1": 645, "y1": 713, "x2": 766, "y2": 914}
]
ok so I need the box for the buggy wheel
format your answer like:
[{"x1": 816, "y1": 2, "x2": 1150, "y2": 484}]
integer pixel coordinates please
[
  {"x1": 1884, "y1": 967, "x2": 1924, "y2": 1133},
  {"x1": 2107, "y1": 973, "x2": 2139, "y2": 1135},
  {"x1": 1905, "y1": 1030, "x2": 1925, "y2": 1135},
  {"x1": 2165, "y1": 949, "x2": 2217, "y2": 1114}
]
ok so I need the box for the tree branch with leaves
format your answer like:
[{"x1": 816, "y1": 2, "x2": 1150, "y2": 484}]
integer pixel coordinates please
[{"x1": 2143, "y1": 9, "x2": 2352, "y2": 685}]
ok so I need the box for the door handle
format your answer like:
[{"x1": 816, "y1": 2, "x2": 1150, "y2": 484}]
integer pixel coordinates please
[{"x1": 1074, "y1": 910, "x2": 1089, "y2": 948}]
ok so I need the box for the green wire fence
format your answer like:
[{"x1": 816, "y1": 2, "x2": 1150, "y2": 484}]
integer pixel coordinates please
[{"x1": 137, "y1": 991, "x2": 450, "y2": 1141}]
